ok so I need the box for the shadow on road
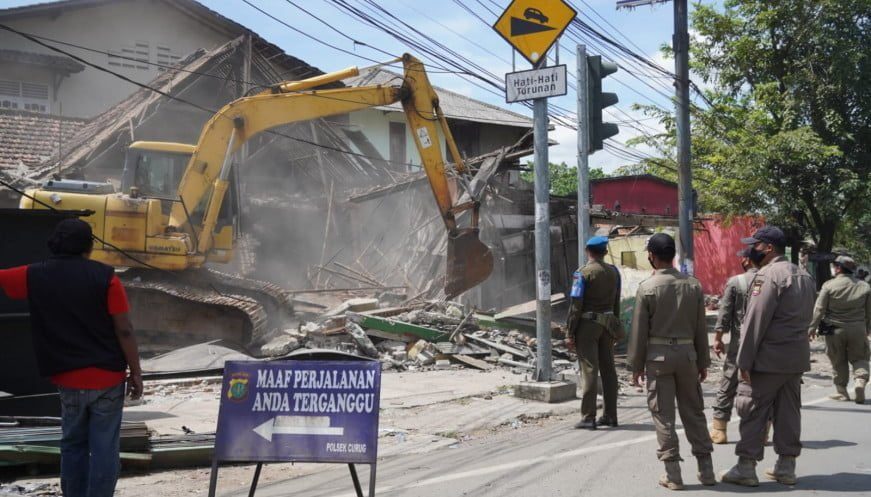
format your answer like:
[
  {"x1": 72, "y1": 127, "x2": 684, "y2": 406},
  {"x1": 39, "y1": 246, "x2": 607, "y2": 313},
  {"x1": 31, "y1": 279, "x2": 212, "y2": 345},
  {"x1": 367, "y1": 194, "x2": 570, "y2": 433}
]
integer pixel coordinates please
[
  {"x1": 603, "y1": 423, "x2": 653, "y2": 432},
  {"x1": 802, "y1": 439, "x2": 857, "y2": 449},
  {"x1": 803, "y1": 405, "x2": 871, "y2": 414},
  {"x1": 799, "y1": 473, "x2": 871, "y2": 492},
  {"x1": 697, "y1": 473, "x2": 871, "y2": 493}
]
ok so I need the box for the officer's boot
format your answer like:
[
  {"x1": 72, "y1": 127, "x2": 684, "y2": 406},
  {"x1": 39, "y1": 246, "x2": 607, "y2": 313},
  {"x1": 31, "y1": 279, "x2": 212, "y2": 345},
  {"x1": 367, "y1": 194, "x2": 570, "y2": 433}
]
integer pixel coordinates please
[
  {"x1": 659, "y1": 461, "x2": 684, "y2": 490},
  {"x1": 855, "y1": 378, "x2": 867, "y2": 404},
  {"x1": 764, "y1": 455, "x2": 797, "y2": 485},
  {"x1": 696, "y1": 454, "x2": 716, "y2": 486},
  {"x1": 720, "y1": 457, "x2": 759, "y2": 487},
  {"x1": 709, "y1": 418, "x2": 728, "y2": 444},
  {"x1": 830, "y1": 385, "x2": 850, "y2": 401}
]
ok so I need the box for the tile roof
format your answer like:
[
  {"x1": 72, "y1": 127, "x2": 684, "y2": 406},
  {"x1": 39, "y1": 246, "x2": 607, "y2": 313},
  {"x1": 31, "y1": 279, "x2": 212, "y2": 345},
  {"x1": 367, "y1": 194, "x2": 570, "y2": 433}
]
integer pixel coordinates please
[
  {"x1": 0, "y1": 109, "x2": 86, "y2": 175},
  {"x1": 344, "y1": 66, "x2": 533, "y2": 129}
]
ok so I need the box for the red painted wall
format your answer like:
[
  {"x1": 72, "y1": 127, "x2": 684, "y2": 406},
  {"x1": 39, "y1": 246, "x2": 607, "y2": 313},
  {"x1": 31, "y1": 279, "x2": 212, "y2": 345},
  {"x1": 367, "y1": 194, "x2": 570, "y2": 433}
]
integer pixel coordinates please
[
  {"x1": 694, "y1": 215, "x2": 765, "y2": 294},
  {"x1": 591, "y1": 176, "x2": 679, "y2": 216}
]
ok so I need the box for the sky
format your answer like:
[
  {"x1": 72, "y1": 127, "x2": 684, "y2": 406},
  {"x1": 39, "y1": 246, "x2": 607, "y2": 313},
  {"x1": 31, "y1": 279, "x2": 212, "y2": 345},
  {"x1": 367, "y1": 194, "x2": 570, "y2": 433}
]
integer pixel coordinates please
[{"x1": 1, "y1": 0, "x2": 719, "y2": 172}]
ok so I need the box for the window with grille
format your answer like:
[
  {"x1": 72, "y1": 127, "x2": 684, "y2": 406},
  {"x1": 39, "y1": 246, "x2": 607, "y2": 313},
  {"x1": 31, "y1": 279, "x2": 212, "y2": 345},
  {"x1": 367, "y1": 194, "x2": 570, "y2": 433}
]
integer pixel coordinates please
[{"x1": 0, "y1": 80, "x2": 49, "y2": 113}]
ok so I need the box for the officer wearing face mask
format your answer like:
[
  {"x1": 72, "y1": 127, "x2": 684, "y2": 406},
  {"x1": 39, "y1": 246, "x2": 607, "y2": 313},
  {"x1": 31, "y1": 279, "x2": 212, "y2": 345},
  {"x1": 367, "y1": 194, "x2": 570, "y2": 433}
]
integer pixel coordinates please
[
  {"x1": 721, "y1": 226, "x2": 816, "y2": 487},
  {"x1": 709, "y1": 248, "x2": 759, "y2": 444},
  {"x1": 807, "y1": 255, "x2": 870, "y2": 403},
  {"x1": 628, "y1": 233, "x2": 714, "y2": 490}
]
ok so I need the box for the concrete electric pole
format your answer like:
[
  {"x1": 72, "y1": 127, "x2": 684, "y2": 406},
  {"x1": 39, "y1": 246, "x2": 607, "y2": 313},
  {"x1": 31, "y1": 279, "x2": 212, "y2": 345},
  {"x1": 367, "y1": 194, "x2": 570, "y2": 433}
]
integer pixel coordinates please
[{"x1": 673, "y1": 0, "x2": 693, "y2": 273}]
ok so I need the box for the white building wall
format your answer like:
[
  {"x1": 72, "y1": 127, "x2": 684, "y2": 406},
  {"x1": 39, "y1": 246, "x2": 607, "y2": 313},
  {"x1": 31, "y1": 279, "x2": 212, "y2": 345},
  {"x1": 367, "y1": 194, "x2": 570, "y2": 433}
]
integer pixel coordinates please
[
  {"x1": 348, "y1": 108, "x2": 450, "y2": 170},
  {"x1": 0, "y1": 0, "x2": 229, "y2": 118}
]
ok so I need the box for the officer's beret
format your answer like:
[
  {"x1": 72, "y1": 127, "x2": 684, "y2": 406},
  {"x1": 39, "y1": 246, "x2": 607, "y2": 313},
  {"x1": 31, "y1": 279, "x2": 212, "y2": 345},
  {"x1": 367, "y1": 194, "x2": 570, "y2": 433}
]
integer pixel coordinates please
[
  {"x1": 741, "y1": 225, "x2": 786, "y2": 248},
  {"x1": 585, "y1": 235, "x2": 609, "y2": 248}
]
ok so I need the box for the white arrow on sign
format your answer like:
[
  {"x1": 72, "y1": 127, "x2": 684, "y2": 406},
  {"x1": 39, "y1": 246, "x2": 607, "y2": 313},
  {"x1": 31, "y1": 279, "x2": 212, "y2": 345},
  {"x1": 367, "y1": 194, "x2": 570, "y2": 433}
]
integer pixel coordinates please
[{"x1": 253, "y1": 416, "x2": 344, "y2": 442}]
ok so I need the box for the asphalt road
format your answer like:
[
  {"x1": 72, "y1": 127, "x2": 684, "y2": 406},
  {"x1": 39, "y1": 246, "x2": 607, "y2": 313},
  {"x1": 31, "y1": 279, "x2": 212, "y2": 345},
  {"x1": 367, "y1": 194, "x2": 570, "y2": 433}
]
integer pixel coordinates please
[{"x1": 220, "y1": 383, "x2": 871, "y2": 497}]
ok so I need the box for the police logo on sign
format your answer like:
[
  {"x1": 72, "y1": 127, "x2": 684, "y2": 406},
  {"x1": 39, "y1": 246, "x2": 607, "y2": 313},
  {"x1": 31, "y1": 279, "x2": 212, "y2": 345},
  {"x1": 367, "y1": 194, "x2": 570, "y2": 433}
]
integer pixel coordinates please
[{"x1": 227, "y1": 373, "x2": 251, "y2": 402}]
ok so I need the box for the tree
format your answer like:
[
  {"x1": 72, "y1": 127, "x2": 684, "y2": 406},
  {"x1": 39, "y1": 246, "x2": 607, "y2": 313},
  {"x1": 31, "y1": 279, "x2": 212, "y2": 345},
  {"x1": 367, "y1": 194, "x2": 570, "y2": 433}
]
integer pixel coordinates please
[
  {"x1": 629, "y1": 0, "x2": 870, "y2": 281},
  {"x1": 521, "y1": 161, "x2": 606, "y2": 196}
]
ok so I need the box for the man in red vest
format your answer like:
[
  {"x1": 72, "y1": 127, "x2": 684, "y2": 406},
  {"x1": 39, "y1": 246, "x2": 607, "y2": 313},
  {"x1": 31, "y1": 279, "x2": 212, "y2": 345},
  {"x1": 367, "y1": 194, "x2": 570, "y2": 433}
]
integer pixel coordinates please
[{"x1": 0, "y1": 218, "x2": 142, "y2": 497}]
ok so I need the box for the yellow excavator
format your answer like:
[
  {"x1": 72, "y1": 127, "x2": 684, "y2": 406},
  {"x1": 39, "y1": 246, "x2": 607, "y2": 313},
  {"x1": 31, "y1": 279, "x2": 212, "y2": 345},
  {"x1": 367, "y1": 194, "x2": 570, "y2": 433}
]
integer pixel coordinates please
[{"x1": 19, "y1": 54, "x2": 493, "y2": 351}]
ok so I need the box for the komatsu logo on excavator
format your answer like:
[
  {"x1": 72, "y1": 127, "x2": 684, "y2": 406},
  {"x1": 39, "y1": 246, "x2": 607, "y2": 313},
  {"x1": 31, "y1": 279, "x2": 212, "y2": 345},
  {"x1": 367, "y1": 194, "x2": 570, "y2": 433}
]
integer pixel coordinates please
[{"x1": 147, "y1": 243, "x2": 183, "y2": 253}]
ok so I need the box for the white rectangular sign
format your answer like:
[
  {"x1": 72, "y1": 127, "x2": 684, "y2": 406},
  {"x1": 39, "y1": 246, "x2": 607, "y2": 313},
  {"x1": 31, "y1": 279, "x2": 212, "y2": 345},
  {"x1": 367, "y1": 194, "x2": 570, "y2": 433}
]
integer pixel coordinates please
[{"x1": 505, "y1": 65, "x2": 568, "y2": 103}]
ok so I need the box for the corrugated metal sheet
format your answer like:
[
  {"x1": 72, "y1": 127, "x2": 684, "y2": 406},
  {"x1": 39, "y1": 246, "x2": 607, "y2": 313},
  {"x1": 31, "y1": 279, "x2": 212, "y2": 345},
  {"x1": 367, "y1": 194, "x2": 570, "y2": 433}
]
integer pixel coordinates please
[
  {"x1": 591, "y1": 174, "x2": 679, "y2": 217},
  {"x1": 694, "y1": 215, "x2": 765, "y2": 294}
]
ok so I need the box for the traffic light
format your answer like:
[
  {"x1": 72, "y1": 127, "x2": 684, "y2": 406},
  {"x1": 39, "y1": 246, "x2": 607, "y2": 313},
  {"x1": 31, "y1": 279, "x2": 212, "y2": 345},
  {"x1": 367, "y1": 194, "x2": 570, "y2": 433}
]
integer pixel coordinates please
[{"x1": 586, "y1": 55, "x2": 619, "y2": 153}]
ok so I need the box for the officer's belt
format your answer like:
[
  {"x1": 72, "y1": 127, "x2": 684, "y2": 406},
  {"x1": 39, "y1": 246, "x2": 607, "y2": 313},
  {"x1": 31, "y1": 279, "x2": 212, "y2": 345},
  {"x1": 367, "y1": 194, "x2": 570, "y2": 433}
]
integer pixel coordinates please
[
  {"x1": 648, "y1": 337, "x2": 694, "y2": 345},
  {"x1": 581, "y1": 311, "x2": 614, "y2": 320}
]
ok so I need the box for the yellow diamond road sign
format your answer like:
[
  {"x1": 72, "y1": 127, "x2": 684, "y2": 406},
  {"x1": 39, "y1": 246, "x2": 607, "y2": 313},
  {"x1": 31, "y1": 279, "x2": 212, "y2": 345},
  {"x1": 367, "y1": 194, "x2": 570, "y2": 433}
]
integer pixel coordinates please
[{"x1": 493, "y1": 0, "x2": 578, "y2": 66}]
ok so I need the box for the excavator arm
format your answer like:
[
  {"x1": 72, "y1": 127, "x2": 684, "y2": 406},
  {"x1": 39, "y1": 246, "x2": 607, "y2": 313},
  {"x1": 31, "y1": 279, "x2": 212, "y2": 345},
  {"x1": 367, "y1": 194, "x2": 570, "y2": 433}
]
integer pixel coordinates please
[{"x1": 171, "y1": 54, "x2": 492, "y2": 297}]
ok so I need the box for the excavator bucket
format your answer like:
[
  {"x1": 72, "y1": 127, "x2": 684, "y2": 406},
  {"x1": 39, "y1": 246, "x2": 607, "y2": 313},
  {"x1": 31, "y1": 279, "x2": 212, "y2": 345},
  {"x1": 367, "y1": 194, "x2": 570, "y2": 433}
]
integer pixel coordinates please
[{"x1": 445, "y1": 229, "x2": 494, "y2": 298}]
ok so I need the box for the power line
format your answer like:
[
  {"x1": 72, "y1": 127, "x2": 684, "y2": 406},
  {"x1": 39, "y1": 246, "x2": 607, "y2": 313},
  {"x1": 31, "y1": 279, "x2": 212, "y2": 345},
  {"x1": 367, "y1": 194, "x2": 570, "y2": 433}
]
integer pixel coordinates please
[{"x1": 0, "y1": 22, "x2": 437, "y2": 170}]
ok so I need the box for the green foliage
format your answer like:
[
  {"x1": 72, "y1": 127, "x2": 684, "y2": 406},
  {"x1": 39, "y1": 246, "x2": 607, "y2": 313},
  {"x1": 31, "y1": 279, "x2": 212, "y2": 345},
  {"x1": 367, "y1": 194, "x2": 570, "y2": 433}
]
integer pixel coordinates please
[
  {"x1": 520, "y1": 161, "x2": 605, "y2": 196},
  {"x1": 631, "y1": 0, "x2": 870, "y2": 259}
]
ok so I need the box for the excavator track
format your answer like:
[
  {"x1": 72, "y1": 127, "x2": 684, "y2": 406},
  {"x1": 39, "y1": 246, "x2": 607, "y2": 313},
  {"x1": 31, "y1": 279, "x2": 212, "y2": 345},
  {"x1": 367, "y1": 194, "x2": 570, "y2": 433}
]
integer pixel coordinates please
[{"x1": 120, "y1": 269, "x2": 292, "y2": 356}]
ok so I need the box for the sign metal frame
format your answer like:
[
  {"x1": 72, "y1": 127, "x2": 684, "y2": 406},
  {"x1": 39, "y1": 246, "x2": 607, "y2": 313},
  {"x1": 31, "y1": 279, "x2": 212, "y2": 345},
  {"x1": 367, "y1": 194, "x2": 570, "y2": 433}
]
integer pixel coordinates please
[{"x1": 206, "y1": 358, "x2": 382, "y2": 497}]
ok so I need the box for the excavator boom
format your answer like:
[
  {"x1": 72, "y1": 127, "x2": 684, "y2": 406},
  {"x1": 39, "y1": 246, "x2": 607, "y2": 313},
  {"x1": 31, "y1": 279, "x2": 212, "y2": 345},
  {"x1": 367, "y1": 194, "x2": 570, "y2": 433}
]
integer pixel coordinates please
[{"x1": 173, "y1": 54, "x2": 492, "y2": 297}]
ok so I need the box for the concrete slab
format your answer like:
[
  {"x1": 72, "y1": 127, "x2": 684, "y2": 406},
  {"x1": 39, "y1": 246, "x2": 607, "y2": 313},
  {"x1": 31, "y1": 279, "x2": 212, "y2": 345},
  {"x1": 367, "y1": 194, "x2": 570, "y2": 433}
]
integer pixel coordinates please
[{"x1": 514, "y1": 381, "x2": 577, "y2": 403}]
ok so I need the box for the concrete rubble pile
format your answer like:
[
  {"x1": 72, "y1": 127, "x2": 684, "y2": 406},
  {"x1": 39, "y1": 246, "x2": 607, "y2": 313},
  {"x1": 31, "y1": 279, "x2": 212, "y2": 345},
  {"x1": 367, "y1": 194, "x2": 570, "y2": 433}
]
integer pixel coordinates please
[{"x1": 258, "y1": 296, "x2": 578, "y2": 375}]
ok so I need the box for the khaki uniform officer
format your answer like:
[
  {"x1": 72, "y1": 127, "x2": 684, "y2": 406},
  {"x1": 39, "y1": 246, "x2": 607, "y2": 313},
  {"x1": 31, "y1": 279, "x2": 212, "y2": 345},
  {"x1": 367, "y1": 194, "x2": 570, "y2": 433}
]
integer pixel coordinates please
[
  {"x1": 629, "y1": 233, "x2": 715, "y2": 490},
  {"x1": 808, "y1": 255, "x2": 871, "y2": 403},
  {"x1": 566, "y1": 235, "x2": 622, "y2": 430},
  {"x1": 710, "y1": 248, "x2": 758, "y2": 443},
  {"x1": 721, "y1": 226, "x2": 815, "y2": 487}
]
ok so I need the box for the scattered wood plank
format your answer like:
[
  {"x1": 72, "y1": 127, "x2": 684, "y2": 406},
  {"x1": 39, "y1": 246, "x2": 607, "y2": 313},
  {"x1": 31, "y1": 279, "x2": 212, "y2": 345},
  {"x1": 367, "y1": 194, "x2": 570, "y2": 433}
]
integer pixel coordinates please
[
  {"x1": 450, "y1": 355, "x2": 493, "y2": 371},
  {"x1": 363, "y1": 329, "x2": 413, "y2": 343},
  {"x1": 463, "y1": 334, "x2": 530, "y2": 359},
  {"x1": 494, "y1": 293, "x2": 566, "y2": 320},
  {"x1": 497, "y1": 357, "x2": 534, "y2": 370}
]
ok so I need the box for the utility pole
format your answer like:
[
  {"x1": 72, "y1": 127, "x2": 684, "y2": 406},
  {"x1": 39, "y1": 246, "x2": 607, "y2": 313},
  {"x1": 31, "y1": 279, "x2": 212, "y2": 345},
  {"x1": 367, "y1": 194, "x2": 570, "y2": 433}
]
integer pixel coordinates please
[
  {"x1": 576, "y1": 44, "x2": 590, "y2": 267},
  {"x1": 533, "y1": 59, "x2": 552, "y2": 383},
  {"x1": 674, "y1": 0, "x2": 693, "y2": 274}
]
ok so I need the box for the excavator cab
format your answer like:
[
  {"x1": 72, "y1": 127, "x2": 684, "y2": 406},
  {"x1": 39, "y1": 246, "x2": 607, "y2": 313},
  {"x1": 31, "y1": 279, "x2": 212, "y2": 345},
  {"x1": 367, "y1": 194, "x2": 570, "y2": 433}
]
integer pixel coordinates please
[{"x1": 122, "y1": 142, "x2": 194, "y2": 202}]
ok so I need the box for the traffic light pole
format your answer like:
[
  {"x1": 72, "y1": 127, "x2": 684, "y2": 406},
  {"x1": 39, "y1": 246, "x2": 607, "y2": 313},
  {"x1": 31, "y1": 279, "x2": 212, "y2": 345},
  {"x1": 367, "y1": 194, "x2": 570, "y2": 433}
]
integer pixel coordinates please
[
  {"x1": 533, "y1": 62, "x2": 552, "y2": 383},
  {"x1": 674, "y1": 0, "x2": 694, "y2": 274},
  {"x1": 576, "y1": 44, "x2": 591, "y2": 266}
]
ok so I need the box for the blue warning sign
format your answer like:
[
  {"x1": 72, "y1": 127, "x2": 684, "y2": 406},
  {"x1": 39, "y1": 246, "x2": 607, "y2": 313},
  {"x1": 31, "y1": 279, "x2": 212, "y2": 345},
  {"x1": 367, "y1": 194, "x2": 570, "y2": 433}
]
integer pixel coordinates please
[{"x1": 214, "y1": 360, "x2": 381, "y2": 464}]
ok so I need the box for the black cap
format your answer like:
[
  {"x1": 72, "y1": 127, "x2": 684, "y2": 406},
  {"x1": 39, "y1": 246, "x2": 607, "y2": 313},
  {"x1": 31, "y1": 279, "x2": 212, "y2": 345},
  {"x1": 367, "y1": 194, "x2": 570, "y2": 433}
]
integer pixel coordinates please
[
  {"x1": 741, "y1": 225, "x2": 786, "y2": 248},
  {"x1": 647, "y1": 233, "x2": 676, "y2": 258},
  {"x1": 736, "y1": 248, "x2": 752, "y2": 258},
  {"x1": 48, "y1": 218, "x2": 93, "y2": 255}
]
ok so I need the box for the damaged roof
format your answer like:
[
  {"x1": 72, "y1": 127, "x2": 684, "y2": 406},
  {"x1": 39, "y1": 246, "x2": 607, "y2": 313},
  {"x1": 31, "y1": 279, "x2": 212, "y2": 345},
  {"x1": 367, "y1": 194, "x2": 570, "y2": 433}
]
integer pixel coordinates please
[
  {"x1": 345, "y1": 66, "x2": 534, "y2": 129},
  {"x1": 0, "y1": 109, "x2": 86, "y2": 174}
]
